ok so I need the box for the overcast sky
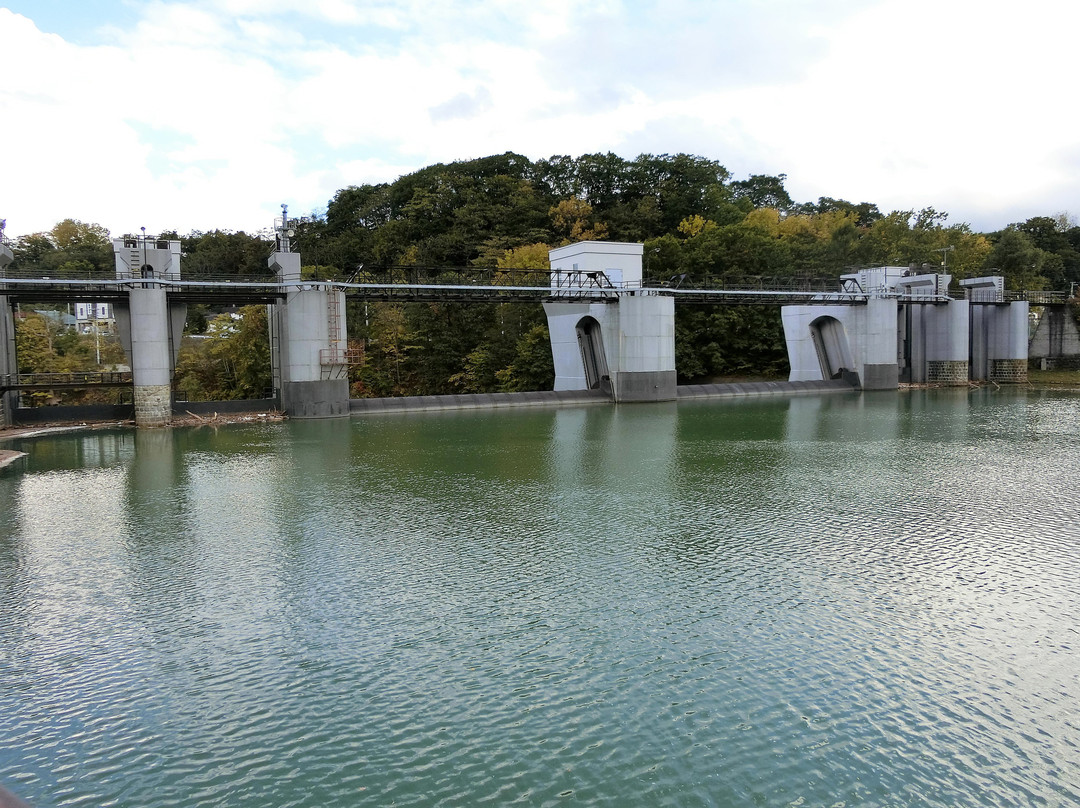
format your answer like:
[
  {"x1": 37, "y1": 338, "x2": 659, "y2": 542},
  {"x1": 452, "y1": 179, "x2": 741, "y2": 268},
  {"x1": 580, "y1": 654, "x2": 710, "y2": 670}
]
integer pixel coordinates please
[{"x1": 1, "y1": 0, "x2": 1077, "y2": 239}]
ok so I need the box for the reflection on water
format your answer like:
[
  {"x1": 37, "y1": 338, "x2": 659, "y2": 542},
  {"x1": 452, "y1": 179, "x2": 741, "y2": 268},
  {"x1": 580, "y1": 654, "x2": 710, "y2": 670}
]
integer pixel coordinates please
[{"x1": 2, "y1": 390, "x2": 1079, "y2": 807}]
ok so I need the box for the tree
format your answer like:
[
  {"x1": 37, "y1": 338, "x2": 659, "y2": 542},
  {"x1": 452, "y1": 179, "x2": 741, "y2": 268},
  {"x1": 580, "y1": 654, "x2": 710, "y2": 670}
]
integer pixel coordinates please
[
  {"x1": 550, "y1": 198, "x2": 608, "y2": 244},
  {"x1": 174, "y1": 305, "x2": 272, "y2": 400},
  {"x1": 496, "y1": 324, "x2": 555, "y2": 392},
  {"x1": 9, "y1": 219, "x2": 113, "y2": 278},
  {"x1": 731, "y1": 174, "x2": 794, "y2": 211},
  {"x1": 180, "y1": 230, "x2": 273, "y2": 277},
  {"x1": 982, "y1": 228, "x2": 1050, "y2": 290}
]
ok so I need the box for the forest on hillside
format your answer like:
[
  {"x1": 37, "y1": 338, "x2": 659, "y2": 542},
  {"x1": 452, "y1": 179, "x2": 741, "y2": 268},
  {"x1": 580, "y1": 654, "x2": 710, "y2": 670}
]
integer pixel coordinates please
[{"x1": 7, "y1": 152, "x2": 1080, "y2": 402}]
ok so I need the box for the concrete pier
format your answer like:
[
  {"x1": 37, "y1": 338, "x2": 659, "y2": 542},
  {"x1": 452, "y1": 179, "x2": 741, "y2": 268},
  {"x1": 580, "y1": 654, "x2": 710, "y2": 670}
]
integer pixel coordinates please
[
  {"x1": 114, "y1": 288, "x2": 174, "y2": 426},
  {"x1": 783, "y1": 288, "x2": 901, "y2": 390},
  {"x1": 545, "y1": 241, "x2": 677, "y2": 402},
  {"x1": 270, "y1": 250, "x2": 350, "y2": 418},
  {"x1": 112, "y1": 236, "x2": 186, "y2": 426},
  {"x1": 962, "y1": 277, "x2": 1029, "y2": 383}
]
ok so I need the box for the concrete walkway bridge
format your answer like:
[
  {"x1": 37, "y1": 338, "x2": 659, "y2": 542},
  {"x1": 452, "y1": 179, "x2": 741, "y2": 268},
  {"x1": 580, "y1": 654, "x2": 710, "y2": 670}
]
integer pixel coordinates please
[{"x1": 1, "y1": 233, "x2": 1074, "y2": 427}]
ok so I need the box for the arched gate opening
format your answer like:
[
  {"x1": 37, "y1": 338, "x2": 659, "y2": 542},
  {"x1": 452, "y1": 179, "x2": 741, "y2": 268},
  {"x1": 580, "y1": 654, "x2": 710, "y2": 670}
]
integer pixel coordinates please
[
  {"x1": 575, "y1": 316, "x2": 611, "y2": 394},
  {"x1": 809, "y1": 316, "x2": 856, "y2": 380}
]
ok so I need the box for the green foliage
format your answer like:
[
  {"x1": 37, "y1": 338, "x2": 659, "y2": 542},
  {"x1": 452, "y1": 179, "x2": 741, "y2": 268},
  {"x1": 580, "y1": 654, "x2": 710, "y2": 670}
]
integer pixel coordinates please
[
  {"x1": 674, "y1": 307, "x2": 788, "y2": 381},
  {"x1": 13, "y1": 311, "x2": 127, "y2": 405},
  {"x1": 982, "y1": 227, "x2": 1049, "y2": 290},
  {"x1": 174, "y1": 305, "x2": 271, "y2": 401},
  {"x1": 10, "y1": 219, "x2": 113, "y2": 278},
  {"x1": 179, "y1": 230, "x2": 273, "y2": 277},
  {"x1": 496, "y1": 324, "x2": 555, "y2": 392}
]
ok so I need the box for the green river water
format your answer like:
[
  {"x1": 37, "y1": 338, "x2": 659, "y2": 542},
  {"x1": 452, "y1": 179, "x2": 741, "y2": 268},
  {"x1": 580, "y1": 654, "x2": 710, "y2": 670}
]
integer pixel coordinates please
[{"x1": 1, "y1": 389, "x2": 1079, "y2": 807}]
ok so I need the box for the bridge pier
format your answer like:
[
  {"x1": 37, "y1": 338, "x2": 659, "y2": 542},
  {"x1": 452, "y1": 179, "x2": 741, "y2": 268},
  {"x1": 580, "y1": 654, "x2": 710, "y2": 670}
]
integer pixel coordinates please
[
  {"x1": 545, "y1": 242, "x2": 676, "y2": 403},
  {"x1": 783, "y1": 291, "x2": 900, "y2": 390},
  {"x1": 113, "y1": 288, "x2": 185, "y2": 426},
  {"x1": 269, "y1": 250, "x2": 350, "y2": 418},
  {"x1": 112, "y1": 237, "x2": 186, "y2": 426},
  {"x1": 0, "y1": 241, "x2": 15, "y2": 426}
]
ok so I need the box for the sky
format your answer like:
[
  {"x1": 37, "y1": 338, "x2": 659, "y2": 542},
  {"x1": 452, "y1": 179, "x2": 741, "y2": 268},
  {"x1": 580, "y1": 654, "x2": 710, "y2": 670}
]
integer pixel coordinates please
[{"x1": 1, "y1": 0, "x2": 1078, "y2": 240}]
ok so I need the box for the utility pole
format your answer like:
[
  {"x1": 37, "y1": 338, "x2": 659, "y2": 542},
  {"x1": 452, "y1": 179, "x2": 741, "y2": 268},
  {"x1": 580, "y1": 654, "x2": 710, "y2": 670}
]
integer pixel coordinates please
[{"x1": 934, "y1": 245, "x2": 955, "y2": 272}]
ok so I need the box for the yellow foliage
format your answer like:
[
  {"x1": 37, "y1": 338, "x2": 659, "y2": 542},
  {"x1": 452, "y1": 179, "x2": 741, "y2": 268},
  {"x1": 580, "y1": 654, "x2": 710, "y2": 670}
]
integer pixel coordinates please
[
  {"x1": 497, "y1": 243, "x2": 552, "y2": 270},
  {"x1": 550, "y1": 198, "x2": 608, "y2": 245},
  {"x1": 400, "y1": 245, "x2": 421, "y2": 266},
  {"x1": 742, "y1": 208, "x2": 783, "y2": 235},
  {"x1": 742, "y1": 208, "x2": 859, "y2": 241},
  {"x1": 776, "y1": 209, "x2": 858, "y2": 240},
  {"x1": 676, "y1": 215, "x2": 716, "y2": 238}
]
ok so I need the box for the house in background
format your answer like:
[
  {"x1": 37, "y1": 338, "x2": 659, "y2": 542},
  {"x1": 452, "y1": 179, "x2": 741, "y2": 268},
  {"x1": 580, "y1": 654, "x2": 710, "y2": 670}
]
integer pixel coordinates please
[{"x1": 75, "y1": 302, "x2": 115, "y2": 335}]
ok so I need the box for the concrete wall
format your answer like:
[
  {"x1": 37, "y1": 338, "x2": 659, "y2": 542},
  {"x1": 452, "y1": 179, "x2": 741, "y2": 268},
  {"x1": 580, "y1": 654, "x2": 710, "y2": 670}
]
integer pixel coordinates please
[
  {"x1": 970, "y1": 302, "x2": 1030, "y2": 382},
  {"x1": 1029, "y1": 305, "x2": 1080, "y2": 360}
]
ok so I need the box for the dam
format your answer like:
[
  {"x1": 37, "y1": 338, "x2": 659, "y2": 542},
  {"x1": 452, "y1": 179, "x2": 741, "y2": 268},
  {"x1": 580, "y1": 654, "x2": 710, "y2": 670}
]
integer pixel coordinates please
[{"x1": 1, "y1": 224, "x2": 1070, "y2": 427}]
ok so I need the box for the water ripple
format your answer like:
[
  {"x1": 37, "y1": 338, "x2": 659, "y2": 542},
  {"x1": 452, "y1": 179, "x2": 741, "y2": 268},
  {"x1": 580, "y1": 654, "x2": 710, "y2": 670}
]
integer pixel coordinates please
[{"x1": 2, "y1": 394, "x2": 1079, "y2": 806}]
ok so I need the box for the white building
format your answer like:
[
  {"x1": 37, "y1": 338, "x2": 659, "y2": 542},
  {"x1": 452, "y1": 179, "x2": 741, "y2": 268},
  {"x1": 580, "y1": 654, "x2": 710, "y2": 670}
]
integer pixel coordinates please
[{"x1": 75, "y1": 302, "x2": 114, "y2": 335}]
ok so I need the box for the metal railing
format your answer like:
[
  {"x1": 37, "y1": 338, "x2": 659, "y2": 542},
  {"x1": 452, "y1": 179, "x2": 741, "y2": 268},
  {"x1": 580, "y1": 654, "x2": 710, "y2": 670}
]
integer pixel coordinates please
[
  {"x1": 0, "y1": 371, "x2": 133, "y2": 392},
  {"x1": 1, "y1": 266, "x2": 1076, "y2": 306}
]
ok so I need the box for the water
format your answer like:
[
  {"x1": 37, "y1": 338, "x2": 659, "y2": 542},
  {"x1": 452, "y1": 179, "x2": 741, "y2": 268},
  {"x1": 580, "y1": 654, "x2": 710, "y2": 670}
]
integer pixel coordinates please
[{"x1": 2, "y1": 389, "x2": 1079, "y2": 807}]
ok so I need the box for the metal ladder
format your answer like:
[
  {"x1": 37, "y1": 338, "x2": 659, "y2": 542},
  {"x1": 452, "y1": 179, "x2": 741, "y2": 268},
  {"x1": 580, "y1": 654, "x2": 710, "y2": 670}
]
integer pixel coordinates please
[{"x1": 321, "y1": 290, "x2": 347, "y2": 379}]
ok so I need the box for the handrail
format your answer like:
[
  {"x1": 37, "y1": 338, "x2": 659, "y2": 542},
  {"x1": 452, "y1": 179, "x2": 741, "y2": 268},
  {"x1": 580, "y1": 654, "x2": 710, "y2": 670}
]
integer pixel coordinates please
[{"x1": 1, "y1": 272, "x2": 1075, "y2": 304}]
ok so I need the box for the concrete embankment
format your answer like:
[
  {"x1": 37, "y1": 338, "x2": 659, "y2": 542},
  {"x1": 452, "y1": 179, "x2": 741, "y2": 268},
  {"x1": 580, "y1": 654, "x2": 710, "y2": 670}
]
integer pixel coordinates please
[
  {"x1": 0, "y1": 449, "x2": 27, "y2": 469},
  {"x1": 677, "y1": 379, "x2": 856, "y2": 399},
  {"x1": 350, "y1": 389, "x2": 610, "y2": 414},
  {"x1": 350, "y1": 379, "x2": 856, "y2": 415}
]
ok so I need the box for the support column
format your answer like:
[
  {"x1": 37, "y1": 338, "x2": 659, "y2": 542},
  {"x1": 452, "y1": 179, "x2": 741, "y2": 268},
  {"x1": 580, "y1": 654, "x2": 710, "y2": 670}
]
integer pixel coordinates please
[
  {"x1": 611, "y1": 293, "x2": 676, "y2": 402},
  {"x1": 919, "y1": 301, "x2": 970, "y2": 385},
  {"x1": 270, "y1": 251, "x2": 349, "y2": 418},
  {"x1": 989, "y1": 302, "x2": 1030, "y2": 383},
  {"x1": 125, "y1": 287, "x2": 173, "y2": 426},
  {"x1": 111, "y1": 235, "x2": 186, "y2": 427}
]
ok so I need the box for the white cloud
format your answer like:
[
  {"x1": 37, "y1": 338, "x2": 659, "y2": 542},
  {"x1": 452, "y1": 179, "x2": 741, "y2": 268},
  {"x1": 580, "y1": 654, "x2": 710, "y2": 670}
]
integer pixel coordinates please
[{"x1": 1, "y1": 0, "x2": 1078, "y2": 240}]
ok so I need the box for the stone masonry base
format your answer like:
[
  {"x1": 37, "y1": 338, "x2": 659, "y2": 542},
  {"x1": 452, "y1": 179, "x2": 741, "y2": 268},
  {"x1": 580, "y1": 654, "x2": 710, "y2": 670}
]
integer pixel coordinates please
[
  {"x1": 927, "y1": 360, "x2": 969, "y2": 385},
  {"x1": 134, "y1": 384, "x2": 172, "y2": 426},
  {"x1": 990, "y1": 358, "x2": 1028, "y2": 383}
]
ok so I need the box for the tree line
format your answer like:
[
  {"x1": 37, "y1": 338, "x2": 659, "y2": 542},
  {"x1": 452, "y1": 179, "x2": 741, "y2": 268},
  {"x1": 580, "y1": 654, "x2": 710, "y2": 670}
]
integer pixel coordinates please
[{"x1": 7, "y1": 152, "x2": 1080, "y2": 402}]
